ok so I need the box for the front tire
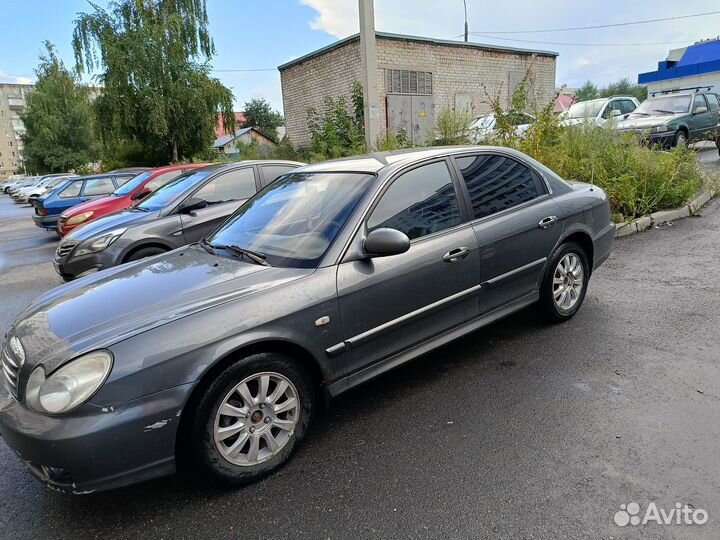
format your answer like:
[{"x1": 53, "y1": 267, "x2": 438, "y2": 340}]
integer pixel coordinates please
[
  {"x1": 187, "y1": 352, "x2": 314, "y2": 486},
  {"x1": 673, "y1": 130, "x2": 687, "y2": 148},
  {"x1": 538, "y1": 242, "x2": 589, "y2": 323}
]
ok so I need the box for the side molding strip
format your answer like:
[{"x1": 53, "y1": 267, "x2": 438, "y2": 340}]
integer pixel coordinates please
[
  {"x1": 325, "y1": 284, "x2": 482, "y2": 357},
  {"x1": 481, "y1": 257, "x2": 547, "y2": 287}
]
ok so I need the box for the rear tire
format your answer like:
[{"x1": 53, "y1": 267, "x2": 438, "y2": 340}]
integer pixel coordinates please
[
  {"x1": 186, "y1": 352, "x2": 314, "y2": 486},
  {"x1": 125, "y1": 246, "x2": 167, "y2": 262},
  {"x1": 673, "y1": 130, "x2": 687, "y2": 148},
  {"x1": 538, "y1": 242, "x2": 589, "y2": 323}
]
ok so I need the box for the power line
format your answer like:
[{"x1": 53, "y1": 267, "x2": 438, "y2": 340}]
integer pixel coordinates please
[
  {"x1": 471, "y1": 10, "x2": 720, "y2": 34},
  {"x1": 469, "y1": 33, "x2": 695, "y2": 47},
  {"x1": 212, "y1": 68, "x2": 277, "y2": 72}
]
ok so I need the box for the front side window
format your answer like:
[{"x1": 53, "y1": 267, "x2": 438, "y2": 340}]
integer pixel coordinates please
[
  {"x1": 83, "y1": 177, "x2": 116, "y2": 196},
  {"x1": 456, "y1": 154, "x2": 541, "y2": 219},
  {"x1": 693, "y1": 94, "x2": 708, "y2": 112},
  {"x1": 137, "y1": 170, "x2": 212, "y2": 211},
  {"x1": 209, "y1": 172, "x2": 375, "y2": 268},
  {"x1": 58, "y1": 181, "x2": 82, "y2": 198},
  {"x1": 194, "y1": 167, "x2": 257, "y2": 204},
  {"x1": 367, "y1": 161, "x2": 461, "y2": 240}
]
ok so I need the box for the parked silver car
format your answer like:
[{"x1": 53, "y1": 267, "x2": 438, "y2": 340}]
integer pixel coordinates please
[{"x1": 0, "y1": 147, "x2": 614, "y2": 493}]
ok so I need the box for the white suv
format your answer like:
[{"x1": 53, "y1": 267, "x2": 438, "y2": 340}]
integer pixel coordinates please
[{"x1": 560, "y1": 96, "x2": 640, "y2": 127}]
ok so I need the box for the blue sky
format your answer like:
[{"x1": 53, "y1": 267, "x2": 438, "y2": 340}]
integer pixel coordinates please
[{"x1": 1, "y1": 0, "x2": 719, "y2": 113}]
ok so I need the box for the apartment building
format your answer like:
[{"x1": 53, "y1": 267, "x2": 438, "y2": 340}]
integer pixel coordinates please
[{"x1": 0, "y1": 83, "x2": 32, "y2": 179}]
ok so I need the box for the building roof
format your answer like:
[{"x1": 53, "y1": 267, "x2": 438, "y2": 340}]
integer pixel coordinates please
[
  {"x1": 215, "y1": 112, "x2": 247, "y2": 138},
  {"x1": 278, "y1": 31, "x2": 558, "y2": 71},
  {"x1": 639, "y1": 38, "x2": 720, "y2": 84},
  {"x1": 213, "y1": 127, "x2": 276, "y2": 148}
]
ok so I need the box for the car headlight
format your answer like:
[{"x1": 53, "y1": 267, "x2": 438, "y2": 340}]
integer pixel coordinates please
[
  {"x1": 65, "y1": 211, "x2": 94, "y2": 226},
  {"x1": 74, "y1": 228, "x2": 127, "y2": 257},
  {"x1": 25, "y1": 351, "x2": 113, "y2": 414},
  {"x1": 652, "y1": 125, "x2": 669, "y2": 133}
]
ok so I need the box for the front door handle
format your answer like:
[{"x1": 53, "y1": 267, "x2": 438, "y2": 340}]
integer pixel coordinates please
[
  {"x1": 538, "y1": 216, "x2": 558, "y2": 229},
  {"x1": 443, "y1": 247, "x2": 470, "y2": 263}
]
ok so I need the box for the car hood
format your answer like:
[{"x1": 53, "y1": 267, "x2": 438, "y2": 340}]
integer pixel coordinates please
[
  {"x1": 65, "y1": 208, "x2": 160, "y2": 242},
  {"x1": 63, "y1": 195, "x2": 130, "y2": 218},
  {"x1": 559, "y1": 117, "x2": 601, "y2": 126},
  {"x1": 11, "y1": 246, "x2": 313, "y2": 372},
  {"x1": 617, "y1": 115, "x2": 676, "y2": 129}
]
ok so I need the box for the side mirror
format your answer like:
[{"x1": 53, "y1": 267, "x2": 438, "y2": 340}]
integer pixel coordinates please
[
  {"x1": 609, "y1": 109, "x2": 622, "y2": 117},
  {"x1": 694, "y1": 106, "x2": 708, "y2": 115},
  {"x1": 179, "y1": 197, "x2": 208, "y2": 214},
  {"x1": 363, "y1": 228, "x2": 410, "y2": 257},
  {"x1": 132, "y1": 187, "x2": 152, "y2": 200}
]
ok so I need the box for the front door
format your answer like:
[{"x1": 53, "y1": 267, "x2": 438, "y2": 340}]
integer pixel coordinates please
[
  {"x1": 336, "y1": 160, "x2": 480, "y2": 378},
  {"x1": 452, "y1": 153, "x2": 563, "y2": 314},
  {"x1": 688, "y1": 94, "x2": 715, "y2": 141},
  {"x1": 180, "y1": 166, "x2": 259, "y2": 243}
]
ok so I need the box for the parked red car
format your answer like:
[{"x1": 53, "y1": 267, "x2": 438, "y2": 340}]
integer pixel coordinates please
[{"x1": 57, "y1": 164, "x2": 207, "y2": 237}]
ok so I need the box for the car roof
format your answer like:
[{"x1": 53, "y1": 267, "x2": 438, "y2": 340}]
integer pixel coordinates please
[
  {"x1": 192, "y1": 160, "x2": 306, "y2": 174},
  {"x1": 296, "y1": 146, "x2": 534, "y2": 174}
]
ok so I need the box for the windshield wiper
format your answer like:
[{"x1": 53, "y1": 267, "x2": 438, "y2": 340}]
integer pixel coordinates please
[
  {"x1": 214, "y1": 243, "x2": 271, "y2": 266},
  {"x1": 652, "y1": 109, "x2": 676, "y2": 115},
  {"x1": 198, "y1": 236, "x2": 216, "y2": 255}
]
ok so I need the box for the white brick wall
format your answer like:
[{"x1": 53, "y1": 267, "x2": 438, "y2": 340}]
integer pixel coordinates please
[{"x1": 280, "y1": 36, "x2": 557, "y2": 148}]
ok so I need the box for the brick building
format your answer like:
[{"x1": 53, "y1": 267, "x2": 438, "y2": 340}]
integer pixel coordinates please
[{"x1": 279, "y1": 32, "x2": 557, "y2": 148}]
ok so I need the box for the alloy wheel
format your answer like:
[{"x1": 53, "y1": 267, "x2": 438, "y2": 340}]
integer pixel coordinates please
[
  {"x1": 213, "y1": 372, "x2": 300, "y2": 467},
  {"x1": 552, "y1": 253, "x2": 584, "y2": 312}
]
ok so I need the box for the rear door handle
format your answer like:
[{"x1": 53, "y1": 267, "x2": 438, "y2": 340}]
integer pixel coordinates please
[
  {"x1": 538, "y1": 216, "x2": 558, "y2": 229},
  {"x1": 443, "y1": 247, "x2": 471, "y2": 263}
]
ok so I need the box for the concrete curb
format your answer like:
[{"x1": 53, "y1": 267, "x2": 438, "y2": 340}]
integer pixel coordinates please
[{"x1": 614, "y1": 188, "x2": 716, "y2": 238}]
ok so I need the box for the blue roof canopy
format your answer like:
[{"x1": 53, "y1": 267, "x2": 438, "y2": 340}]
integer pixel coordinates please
[{"x1": 639, "y1": 40, "x2": 720, "y2": 84}]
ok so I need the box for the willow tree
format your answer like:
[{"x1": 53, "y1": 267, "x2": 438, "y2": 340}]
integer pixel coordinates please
[
  {"x1": 21, "y1": 43, "x2": 98, "y2": 173},
  {"x1": 72, "y1": 0, "x2": 235, "y2": 164}
]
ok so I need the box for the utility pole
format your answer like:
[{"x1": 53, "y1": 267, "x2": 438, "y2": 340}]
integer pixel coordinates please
[
  {"x1": 463, "y1": 0, "x2": 469, "y2": 42},
  {"x1": 359, "y1": 0, "x2": 379, "y2": 150}
]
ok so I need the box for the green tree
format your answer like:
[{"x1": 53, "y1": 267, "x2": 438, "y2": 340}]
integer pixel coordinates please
[
  {"x1": 242, "y1": 98, "x2": 283, "y2": 142},
  {"x1": 72, "y1": 0, "x2": 235, "y2": 165},
  {"x1": 20, "y1": 43, "x2": 98, "y2": 174},
  {"x1": 599, "y1": 77, "x2": 647, "y2": 102},
  {"x1": 575, "y1": 80, "x2": 599, "y2": 101}
]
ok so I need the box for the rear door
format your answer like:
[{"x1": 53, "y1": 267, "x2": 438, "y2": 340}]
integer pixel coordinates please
[
  {"x1": 452, "y1": 152, "x2": 563, "y2": 314},
  {"x1": 179, "y1": 166, "x2": 260, "y2": 243},
  {"x1": 335, "y1": 159, "x2": 481, "y2": 376}
]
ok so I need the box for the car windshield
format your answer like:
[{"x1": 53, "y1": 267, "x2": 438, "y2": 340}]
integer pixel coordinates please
[
  {"x1": 136, "y1": 169, "x2": 212, "y2": 211},
  {"x1": 113, "y1": 172, "x2": 152, "y2": 196},
  {"x1": 209, "y1": 172, "x2": 376, "y2": 268},
  {"x1": 470, "y1": 115, "x2": 495, "y2": 129},
  {"x1": 566, "y1": 100, "x2": 605, "y2": 119},
  {"x1": 633, "y1": 95, "x2": 691, "y2": 115},
  {"x1": 46, "y1": 177, "x2": 67, "y2": 189}
]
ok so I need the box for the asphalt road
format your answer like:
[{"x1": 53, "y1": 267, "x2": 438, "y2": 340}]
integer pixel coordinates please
[{"x1": 1, "y1": 154, "x2": 720, "y2": 539}]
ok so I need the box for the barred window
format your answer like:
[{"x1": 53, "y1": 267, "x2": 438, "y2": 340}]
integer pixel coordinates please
[{"x1": 385, "y1": 69, "x2": 433, "y2": 95}]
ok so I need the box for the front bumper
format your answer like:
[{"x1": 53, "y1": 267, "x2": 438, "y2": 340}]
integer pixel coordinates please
[
  {"x1": 0, "y1": 381, "x2": 193, "y2": 493},
  {"x1": 32, "y1": 214, "x2": 59, "y2": 229},
  {"x1": 53, "y1": 247, "x2": 119, "y2": 281}
]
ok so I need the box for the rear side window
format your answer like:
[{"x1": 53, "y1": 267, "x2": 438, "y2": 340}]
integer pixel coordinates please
[
  {"x1": 456, "y1": 154, "x2": 541, "y2": 219},
  {"x1": 261, "y1": 165, "x2": 297, "y2": 186},
  {"x1": 194, "y1": 167, "x2": 257, "y2": 204},
  {"x1": 367, "y1": 161, "x2": 461, "y2": 240},
  {"x1": 83, "y1": 177, "x2": 116, "y2": 196},
  {"x1": 705, "y1": 94, "x2": 719, "y2": 111},
  {"x1": 58, "y1": 181, "x2": 82, "y2": 198}
]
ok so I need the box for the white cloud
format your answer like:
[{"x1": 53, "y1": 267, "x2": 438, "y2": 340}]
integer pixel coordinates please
[
  {"x1": 0, "y1": 68, "x2": 34, "y2": 85},
  {"x1": 299, "y1": 0, "x2": 720, "y2": 88}
]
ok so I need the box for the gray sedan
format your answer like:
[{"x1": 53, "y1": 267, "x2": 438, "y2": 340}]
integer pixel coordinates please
[
  {"x1": 53, "y1": 160, "x2": 303, "y2": 280},
  {"x1": 0, "y1": 146, "x2": 614, "y2": 493}
]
